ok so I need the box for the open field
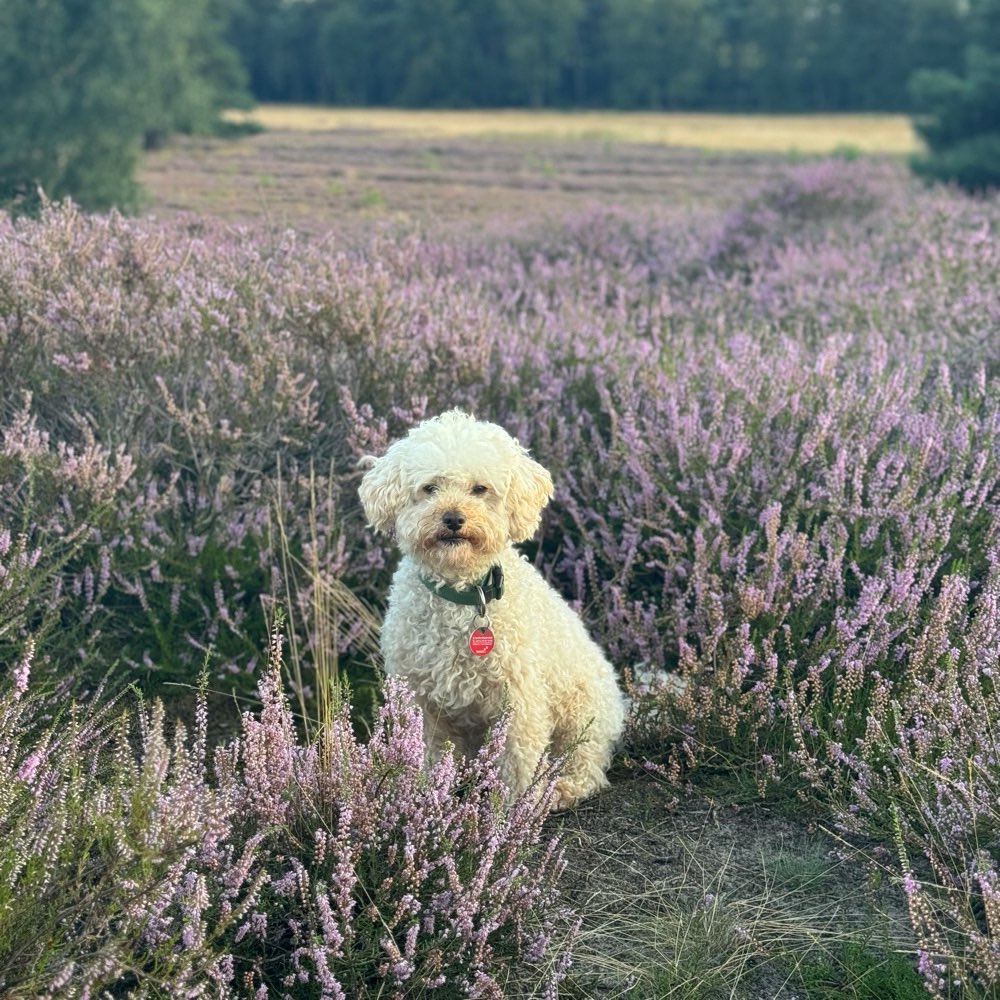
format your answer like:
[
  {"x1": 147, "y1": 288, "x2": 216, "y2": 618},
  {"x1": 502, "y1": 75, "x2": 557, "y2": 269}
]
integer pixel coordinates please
[
  {"x1": 229, "y1": 105, "x2": 921, "y2": 154},
  {"x1": 5, "y1": 111, "x2": 1000, "y2": 997},
  {"x1": 141, "y1": 105, "x2": 920, "y2": 232}
]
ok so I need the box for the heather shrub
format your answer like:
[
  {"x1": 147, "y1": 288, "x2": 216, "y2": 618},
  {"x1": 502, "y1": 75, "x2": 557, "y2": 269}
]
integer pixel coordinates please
[
  {"x1": 0, "y1": 666, "x2": 233, "y2": 997},
  {"x1": 0, "y1": 204, "x2": 506, "y2": 700},
  {"x1": 702, "y1": 158, "x2": 898, "y2": 275},
  {"x1": 832, "y1": 553, "x2": 1000, "y2": 997},
  {"x1": 610, "y1": 350, "x2": 999, "y2": 771},
  {"x1": 2, "y1": 158, "x2": 999, "y2": 990},
  {"x1": 0, "y1": 396, "x2": 135, "y2": 676},
  {"x1": 225, "y1": 649, "x2": 574, "y2": 998},
  {"x1": 0, "y1": 630, "x2": 576, "y2": 997},
  {"x1": 4, "y1": 165, "x2": 995, "y2": 705}
]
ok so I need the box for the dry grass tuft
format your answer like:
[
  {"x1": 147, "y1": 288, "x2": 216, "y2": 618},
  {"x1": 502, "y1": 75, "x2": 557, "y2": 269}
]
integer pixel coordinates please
[
  {"x1": 552, "y1": 781, "x2": 914, "y2": 998},
  {"x1": 227, "y1": 105, "x2": 921, "y2": 155}
]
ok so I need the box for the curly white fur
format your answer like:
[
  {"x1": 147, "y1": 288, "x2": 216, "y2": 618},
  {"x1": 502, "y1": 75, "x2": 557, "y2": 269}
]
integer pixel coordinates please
[{"x1": 360, "y1": 409, "x2": 626, "y2": 809}]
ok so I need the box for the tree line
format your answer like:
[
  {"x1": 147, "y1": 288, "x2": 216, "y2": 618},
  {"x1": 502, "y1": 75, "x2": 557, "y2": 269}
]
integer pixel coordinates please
[
  {"x1": 230, "y1": 0, "x2": 977, "y2": 111},
  {"x1": 0, "y1": 0, "x2": 997, "y2": 211}
]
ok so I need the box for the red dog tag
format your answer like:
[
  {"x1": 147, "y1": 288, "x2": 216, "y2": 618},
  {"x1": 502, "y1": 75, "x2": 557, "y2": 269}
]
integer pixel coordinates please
[{"x1": 469, "y1": 627, "x2": 495, "y2": 656}]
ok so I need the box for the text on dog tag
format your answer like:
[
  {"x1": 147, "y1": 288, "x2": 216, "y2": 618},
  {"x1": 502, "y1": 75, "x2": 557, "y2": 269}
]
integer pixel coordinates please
[{"x1": 469, "y1": 627, "x2": 495, "y2": 656}]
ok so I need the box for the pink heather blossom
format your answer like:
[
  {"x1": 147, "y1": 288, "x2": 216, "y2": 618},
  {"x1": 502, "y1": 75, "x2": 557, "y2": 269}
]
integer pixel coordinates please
[
  {"x1": 12, "y1": 638, "x2": 34, "y2": 698},
  {"x1": 17, "y1": 750, "x2": 43, "y2": 784}
]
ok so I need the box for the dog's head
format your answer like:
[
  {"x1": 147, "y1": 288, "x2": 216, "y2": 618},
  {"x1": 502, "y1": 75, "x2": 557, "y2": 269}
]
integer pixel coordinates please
[{"x1": 359, "y1": 409, "x2": 553, "y2": 580}]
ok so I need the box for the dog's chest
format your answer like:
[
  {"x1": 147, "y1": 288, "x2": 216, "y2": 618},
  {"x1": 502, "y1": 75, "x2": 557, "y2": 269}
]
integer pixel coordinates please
[{"x1": 380, "y1": 575, "x2": 508, "y2": 710}]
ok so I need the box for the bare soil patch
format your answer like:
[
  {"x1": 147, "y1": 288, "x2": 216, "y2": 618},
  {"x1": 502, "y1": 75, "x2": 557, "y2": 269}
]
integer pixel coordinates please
[
  {"x1": 142, "y1": 126, "x2": 799, "y2": 234},
  {"x1": 550, "y1": 777, "x2": 913, "y2": 999}
]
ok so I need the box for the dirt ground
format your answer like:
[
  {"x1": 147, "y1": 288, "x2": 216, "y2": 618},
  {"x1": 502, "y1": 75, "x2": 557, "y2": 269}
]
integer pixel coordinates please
[
  {"x1": 549, "y1": 776, "x2": 913, "y2": 999},
  {"x1": 141, "y1": 125, "x2": 805, "y2": 235}
]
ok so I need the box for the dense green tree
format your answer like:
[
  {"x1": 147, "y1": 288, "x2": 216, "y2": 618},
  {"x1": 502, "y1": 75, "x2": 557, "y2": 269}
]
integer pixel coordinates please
[
  {"x1": 906, "y1": 0, "x2": 967, "y2": 79},
  {"x1": 908, "y1": 0, "x2": 1000, "y2": 190},
  {"x1": 313, "y1": 0, "x2": 377, "y2": 104},
  {"x1": 740, "y1": 0, "x2": 800, "y2": 110},
  {"x1": 0, "y1": 0, "x2": 148, "y2": 210},
  {"x1": 841, "y1": 0, "x2": 911, "y2": 108},
  {"x1": 701, "y1": 0, "x2": 756, "y2": 108},
  {"x1": 229, "y1": 0, "x2": 292, "y2": 99},
  {"x1": 910, "y1": 44, "x2": 1000, "y2": 190},
  {"x1": 604, "y1": 0, "x2": 716, "y2": 108},
  {"x1": 455, "y1": 0, "x2": 518, "y2": 105},
  {"x1": 140, "y1": 0, "x2": 250, "y2": 148},
  {"x1": 227, "y1": 0, "x2": 985, "y2": 111},
  {"x1": 0, "y1": 0, "x2": 247, "y2": 212},
  {"x1": 230, "y1": 0, "x2": 492, "y2": 106},
  {"x1": 497, "y1": 0, "x2": 585, "y2": 105},
  {"x1": 382, "y1": 0, "x2": 472, "y2": 105}
]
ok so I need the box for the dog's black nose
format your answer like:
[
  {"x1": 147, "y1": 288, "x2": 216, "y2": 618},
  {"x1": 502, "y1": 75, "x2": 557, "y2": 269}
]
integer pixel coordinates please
[{"x1": 442, "y1": 509, "x2": 465, "y2": 531}]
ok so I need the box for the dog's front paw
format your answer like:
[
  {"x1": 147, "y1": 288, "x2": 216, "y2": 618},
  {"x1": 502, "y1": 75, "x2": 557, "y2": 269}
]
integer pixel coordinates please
[
  {"x1": 551, "y1": 771, "x2": 612, "y2": 811},
  {"x1": 551, "y1": 780, "x2": 585, "y2": 812}
]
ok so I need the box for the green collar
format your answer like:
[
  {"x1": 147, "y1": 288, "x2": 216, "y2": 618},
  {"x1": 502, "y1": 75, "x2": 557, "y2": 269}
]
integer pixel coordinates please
[{"x1": 420, "y1": 564, "x2": 505, "y2": 610}]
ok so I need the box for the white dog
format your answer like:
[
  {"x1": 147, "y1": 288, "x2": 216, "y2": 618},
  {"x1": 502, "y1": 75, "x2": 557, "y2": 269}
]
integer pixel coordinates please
[{"x1": 359, "y1": 409, "x2": 625, "y2": 809}]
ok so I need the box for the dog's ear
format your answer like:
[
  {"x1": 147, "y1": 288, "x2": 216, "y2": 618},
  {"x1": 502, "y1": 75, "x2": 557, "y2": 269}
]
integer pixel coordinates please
[
  {"x1": 358, "y1": 453, "x2": 405, "y2": 535},
  {"x1": 506, "y1": 450, "x2": 554, "y2": 542}
]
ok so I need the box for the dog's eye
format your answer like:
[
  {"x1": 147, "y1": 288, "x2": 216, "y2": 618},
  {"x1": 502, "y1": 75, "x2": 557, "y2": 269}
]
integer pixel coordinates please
[
  {"x1": 471, "y1": 484, "x2": 488, "y2": 496},
  {"x1": 422, "y1": 483, "x2": 438, "y2": 495}
]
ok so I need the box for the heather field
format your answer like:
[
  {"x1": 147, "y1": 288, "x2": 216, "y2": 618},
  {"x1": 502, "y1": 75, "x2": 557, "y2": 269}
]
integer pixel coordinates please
[{"x1": 2, "y1": 143, "x2": 1000, "y2": 998}]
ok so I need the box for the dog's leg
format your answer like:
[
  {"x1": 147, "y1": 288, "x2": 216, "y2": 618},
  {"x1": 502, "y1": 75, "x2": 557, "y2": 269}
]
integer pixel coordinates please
[
  {"x1": 498, "y1": 703, "x2": 553, "y2": 799},
  {"x1": 420, "y1": 702, "x2": 469, "y2": 762},
  {"x1": 549, "y1": 714, "x2": 620, "y2": 809},
  {"x1": 552, "y1": 745, "x2": 612, "y2": 809}
]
